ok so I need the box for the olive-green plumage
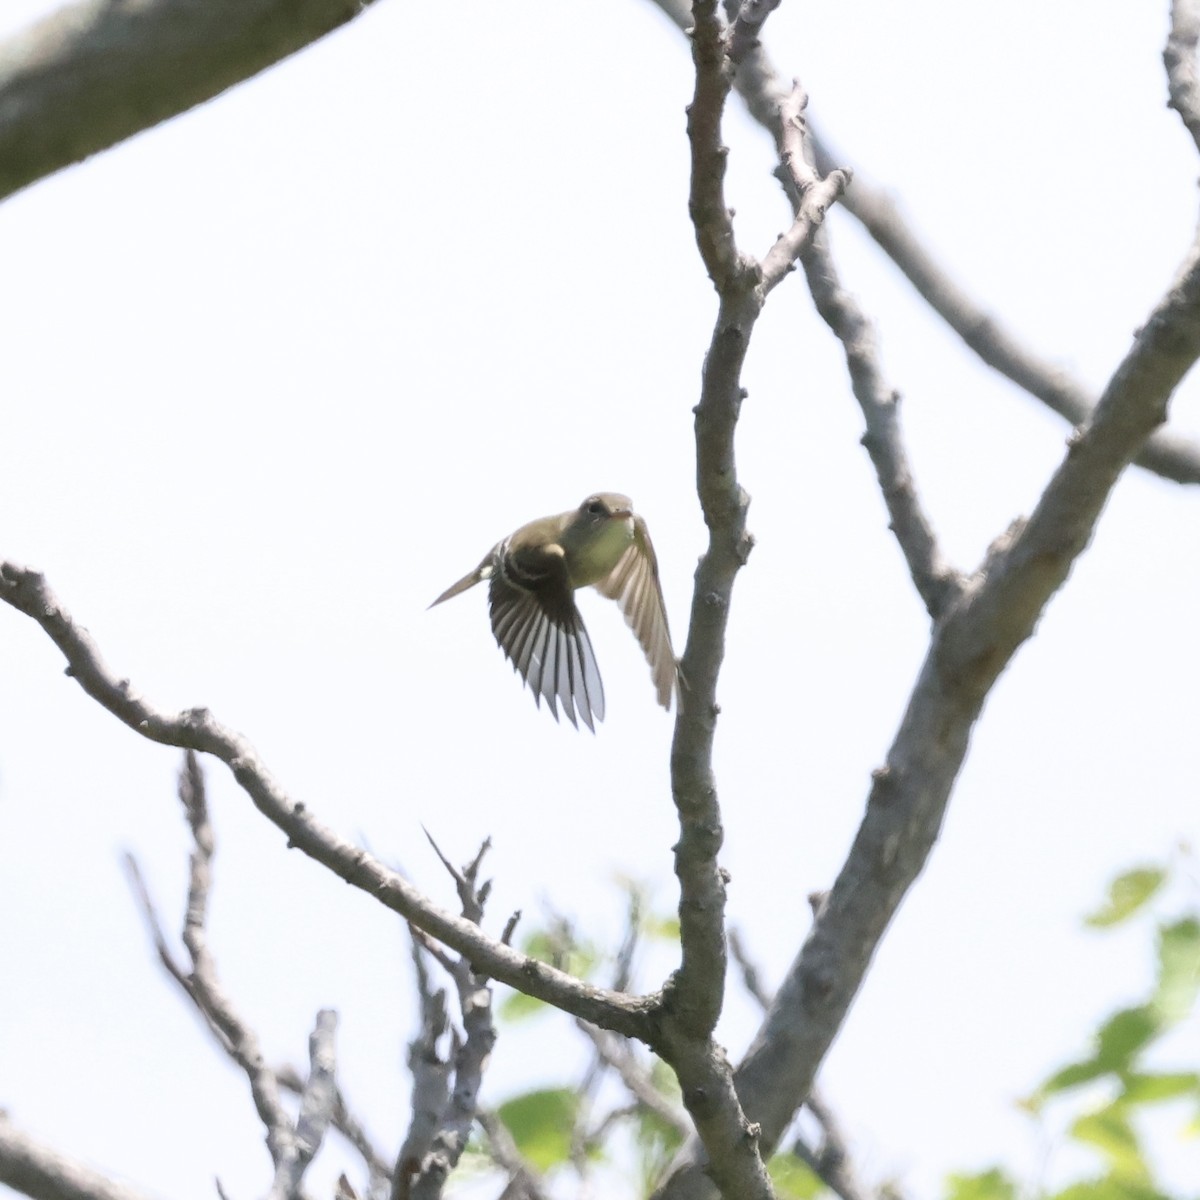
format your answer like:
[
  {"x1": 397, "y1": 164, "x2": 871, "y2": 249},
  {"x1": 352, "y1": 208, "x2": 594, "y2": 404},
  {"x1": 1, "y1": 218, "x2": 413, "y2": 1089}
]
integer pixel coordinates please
[{"x1": 430, "y1": 493, "x2": 677, "y2": 731}]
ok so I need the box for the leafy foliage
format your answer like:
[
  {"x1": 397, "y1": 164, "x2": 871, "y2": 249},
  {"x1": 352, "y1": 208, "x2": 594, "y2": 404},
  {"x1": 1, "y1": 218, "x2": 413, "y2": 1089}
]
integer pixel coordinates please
[
  {"x1": 1012, "y1": 855, "x2": 1199, "y2": 1200},
  {"x1": 767, "y1": 1153, "x2": 826, "y2": 1199},
  {"x1": 1085, "y1": 869, "x2": 1168, "y2": 929},
  {"x1": 945, "y1": 1167, "x2": 1020, "y2": 1200},
  {"x1": 475, "y1": 862, "x2": 1199, "y2": 1199},
  {"x1": 495, "y1": 1088, "x2": 583, "y2": 1172}
]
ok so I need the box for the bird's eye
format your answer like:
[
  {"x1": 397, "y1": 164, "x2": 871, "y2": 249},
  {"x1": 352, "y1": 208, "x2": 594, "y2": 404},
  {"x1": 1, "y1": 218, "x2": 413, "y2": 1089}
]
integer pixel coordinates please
[{"x1": 586, "y1": 498, "x2": 607, "y2": 516}]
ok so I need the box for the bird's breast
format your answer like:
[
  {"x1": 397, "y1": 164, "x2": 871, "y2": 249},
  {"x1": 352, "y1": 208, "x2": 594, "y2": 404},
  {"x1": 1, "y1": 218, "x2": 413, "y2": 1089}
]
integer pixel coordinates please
[{"x1": 566, "y1": 517, "x2": 634, "y2": 587}]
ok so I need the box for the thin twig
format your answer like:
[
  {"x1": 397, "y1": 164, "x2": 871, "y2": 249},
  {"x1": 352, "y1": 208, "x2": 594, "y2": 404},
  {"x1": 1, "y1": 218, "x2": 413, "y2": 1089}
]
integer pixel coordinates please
[
  {"x1": 801, "y1": 232, "x2": 964, "y2": 617},
  {"x1": 172, "y1": 753, "x2": 294, "y2": 1167},
  {"x1": 760, "y1": 84, "x2": 851, "y2": 294},
  {"x1": 477, "y1": 1110, "x2": 553, "y2": 1200},
  {"x1": 122, "y1": 852, "x2": 233, "y2": 1049},
  {"x1": 123, "y1": 754, "x2": 340, "y2": 1195},
  {"x1": 728, "y1": 928, "x2": 772, "y2": 1009},
  {"x1": 575, "y1": 1021, "x2": 692, "y2": 1141},
  {"x1": 794, "y1": 1093, "x2": 880, "y2": 1200},
  {"x1": 124, "y1": 754, "x2": 294, "y2": 1168},
  {"x1": 611, "y1": 887, "x2": 642, "y2": 995}
]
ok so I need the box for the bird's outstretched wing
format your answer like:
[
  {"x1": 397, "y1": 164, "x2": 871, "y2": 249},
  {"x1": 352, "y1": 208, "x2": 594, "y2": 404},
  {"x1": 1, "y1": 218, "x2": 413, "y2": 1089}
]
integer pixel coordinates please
[
  {"x1": 488, "y1": 546, "x2": 606, "y2": 731},
  {"x1": 593, "y1": 516, "x2": 677, "y2": 710}
]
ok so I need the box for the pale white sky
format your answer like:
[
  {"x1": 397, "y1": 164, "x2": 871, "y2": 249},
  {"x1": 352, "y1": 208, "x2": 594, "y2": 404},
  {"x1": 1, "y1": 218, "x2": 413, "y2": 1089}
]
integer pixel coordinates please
[{"x1": 2, "y1": 1, "x2": 1198, "y2": 1198}]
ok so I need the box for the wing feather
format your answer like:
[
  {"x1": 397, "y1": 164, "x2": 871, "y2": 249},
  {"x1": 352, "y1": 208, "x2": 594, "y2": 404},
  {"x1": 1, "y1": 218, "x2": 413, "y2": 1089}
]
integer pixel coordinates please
[
  {"x1": 488, "y1": 557, "x2": 604, "y2": 730},
  {"x1": 593, "y1": 517, "x2": 677, "y2": 710}
]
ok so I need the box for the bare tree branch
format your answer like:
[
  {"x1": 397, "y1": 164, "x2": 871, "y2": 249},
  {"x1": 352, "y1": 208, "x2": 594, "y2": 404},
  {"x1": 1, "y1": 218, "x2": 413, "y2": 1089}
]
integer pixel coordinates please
[
  {"x1": 0, "y1": 562, "x2": 657, "y2": 1040},
  {"x1": 727, "y1": 0, "x2": 783, "y2": 66},
  {"x1": 808, "y1": 135, "x2": 1200, "y2": 489},
  {"x1": 673, "y1": 0, "x2": 748, "y2": 1026},
  {"x1": 776, "y1": 118, "x2": 956, "y2": 616},
  {"x1": 126, "y1": 753, "x2": 294, "y2": 1168},
  {"x1": 576, "y1": 1021, "x2": 693, "y2": 1142},
  {"x1": 395, "y1": 841, "x2": 500, "y2": 1200},
  {"x1": 125, "y1": 752, "x2": 342, "y2": 1195},
  {"x1": 392, "y1": 939, "x2": 453, "y2": 1200},
  {"x1": 660, "y1": 3, "x2": 848, "y2": 1197},
  {"x1": 727, "y1": 222, "x2": 1200, "y2": 1171},
  {"x1": 277, "y1": 1066, "x2": 393, "y2": 1191},
  {"x1": 686, "y1": 0, "x2": 742, "y2": 291},
  {"x1": 421, "y1": 829, "x2": 490, "y2": 926},
  {"x1": 648, "y1": 0, "x2": 1200, "y2": 487},
  {"x1": 655, "y1": 0, "x2": 959, "y2": 618},
  {"x1": 656, "y1": 227, "x2": 1200, "y2": 1193},
  {"x1": 727, "y1": 928, "x2": 772, "y2": 1011},
  {"x1": 640, "y1": 13, "x2": 1200, "y2": 1191},
  {"x1": 760, "y1": 85, "x2": 851, "y2": 295},
  {"x1": 661, "y1": 6, "x2": 774, "y2": 1199},
  {"x1": 1166, "y1": 0, "x2": 1200, "y2": 153},
  {"x1": 130, "y1": 835, "x2": 387, "y2": 1192},
  {"x1": 174, "y1": 761, "x2": 293, "y2": 1167},
  {"x1": 123, "y1": 853, "x2": 234, "y2": 1051},
  {"x1": 0, "y1": 1114, "x2": 156, "y2": 1200},
  {"x1": 0, "y1": 0, "x2": 373, "y2": 204},
  {"x1": 730, "y1": 932, "x2": 887, "y2": 1200},
  {"x1": 269, "y1": 1009, "x2": 340, "y2": 1200},
  {"x1": 801, "y1": 232, "x2": 964, "y2": 618},
  {"x1": 792, "y1": 1094, "x2": 875, "y2": 1200}
]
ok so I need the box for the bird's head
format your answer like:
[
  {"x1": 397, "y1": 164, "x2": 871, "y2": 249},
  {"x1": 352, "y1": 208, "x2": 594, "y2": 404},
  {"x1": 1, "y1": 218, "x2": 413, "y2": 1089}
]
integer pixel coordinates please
[{"x1": 561, "y1": 493, "x2": 636, "y2": 584}]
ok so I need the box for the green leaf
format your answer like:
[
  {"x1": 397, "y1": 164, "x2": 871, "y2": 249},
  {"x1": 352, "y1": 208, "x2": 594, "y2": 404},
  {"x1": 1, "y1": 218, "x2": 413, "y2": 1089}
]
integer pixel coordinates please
[
  {"x1": 1153, "y1": 917, "x2": 1200, "y2": 1024},
  {"x1": 1037, "y1": 1058, "x2": 1111, "y2": 1101},
  {"x1": 1069, "y1": 1105, "x2": 1147, "y2": 1180},
  {"x1": 1049, "y1": 1178, "x2": 1171, "y2": 1200},
  {"x1": 1118, "y1": 1071, "x2": 1200, "y2": 1104},
  {"x1": 1085, "y1": 869, "x2": 1167, "y2": 929},
  {"x1": 649, "y1": 1057, "x2": 682, "y2": 1099},
  {"x1": 631, "y1": 1102, "x2": 688, "y2": 1184},
  {"x1": 518, "y1": 928, "x2": 598, "y2": 981},
  {"x1": 644, "y1": 913, "x2": 682, "y2": 941},
  {"x1": 497, "y1": 989, "x2": 548, "y2": 1023},
  {"x1": 767, "y1": 1153, "x2": 826, "y2": 1199},
  {"x1": 1095, "y1": 1007, "x2": 1160, "y2": 1072},
  {"x1": 943, "y1": 1167, "x2": 1019, "y2": 1200},
  {"x1": 1036, "y1": 1006, "x2": 1162, "y2": 1104},
  {"x1": 452, "y1": 1139, "x2": 494, "y2": 1179},
  {"x1": 495, "y1": 1088, "x2": 580, "y2": 1171}
]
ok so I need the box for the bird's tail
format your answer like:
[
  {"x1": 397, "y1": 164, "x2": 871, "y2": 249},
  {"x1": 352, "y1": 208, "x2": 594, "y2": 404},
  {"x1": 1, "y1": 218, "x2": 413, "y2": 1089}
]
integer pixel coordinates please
[{"x1": 428, "y1": 564, "x2": 488, "y2": 608}]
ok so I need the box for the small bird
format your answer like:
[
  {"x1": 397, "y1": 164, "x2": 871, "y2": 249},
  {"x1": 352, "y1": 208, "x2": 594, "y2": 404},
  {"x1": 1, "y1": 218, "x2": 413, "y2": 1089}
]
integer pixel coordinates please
[{"x1": 430, "y1": 493, "x2": 677, "y2": 731}]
